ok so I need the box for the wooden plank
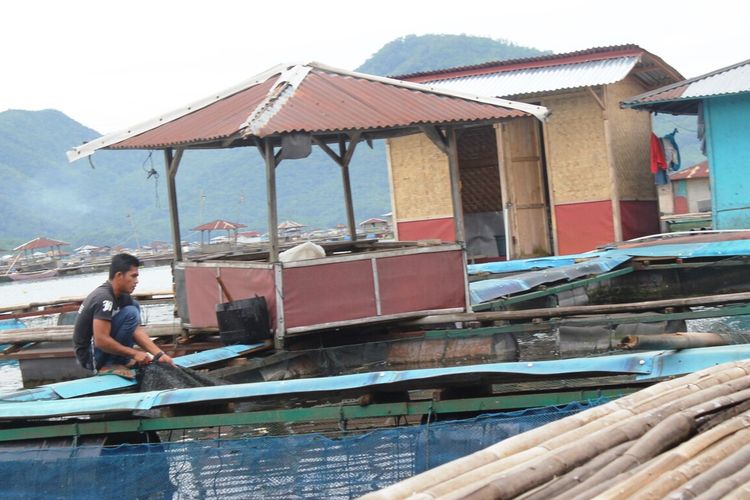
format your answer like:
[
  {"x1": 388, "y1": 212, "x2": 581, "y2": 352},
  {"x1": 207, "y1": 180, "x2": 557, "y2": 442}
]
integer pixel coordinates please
[
  {"x1": 409, "y1": 291, "x2": 750, "y2": 325},
  {"x1": 0, "y1": 323, "x2": 184, "y2": 343}
]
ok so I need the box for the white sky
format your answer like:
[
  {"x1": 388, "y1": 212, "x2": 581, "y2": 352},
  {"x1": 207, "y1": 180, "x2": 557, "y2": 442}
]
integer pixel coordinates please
[{"x1": 2, "y1": 0, "x2": 747, "y2": 133}]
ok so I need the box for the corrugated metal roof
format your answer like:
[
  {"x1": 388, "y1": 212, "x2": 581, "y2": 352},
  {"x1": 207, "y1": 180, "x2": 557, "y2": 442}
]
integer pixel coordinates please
[
  {"x1": 422, "y1": 56, "x2": 640, "y2": 99},
  {"x1": 622, "y1": 59, "x2": 750, "y2": 113},
  {"x1": 192, "y1": 220, "x2": 246, "y2": 231},
  {"x1": 670, "y1": 161, "x2": 709, "y2": 180},
  {"x1": 13, "y1": 237, "x2": 69, "y2": 251},
  {"x1": 396, "y1": 45, "x2": 682, "y2": 98},
  {"x1": 67, "y1": 62, "x2": 548, "y2": 161}
]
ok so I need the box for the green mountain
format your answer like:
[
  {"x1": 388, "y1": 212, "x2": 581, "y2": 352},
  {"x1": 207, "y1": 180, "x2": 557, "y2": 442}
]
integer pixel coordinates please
[
  {"x1": 356, "y1": 34, "x2": 550, "y2": 76},
  {"x1": 0, "y1": 109, "x2": 390, "y2": 249}
]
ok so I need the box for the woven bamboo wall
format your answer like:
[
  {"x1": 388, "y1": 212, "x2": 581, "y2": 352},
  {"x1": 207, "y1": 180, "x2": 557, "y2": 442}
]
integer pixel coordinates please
[
  {"x1": 543, "y1": 89, "x2": 611, "y2": 204},
  {"x1": 607, "y1": 78, "x2": 657, "y2": 201},
  {"x1": 387, "y1": 133, "x2": 453, "y2": 220}
]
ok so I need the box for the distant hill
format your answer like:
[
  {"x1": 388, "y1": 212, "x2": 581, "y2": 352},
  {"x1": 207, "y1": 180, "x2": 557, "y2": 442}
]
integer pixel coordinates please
[
  {"x1": 0, "y1": 109, "x2": 389, "y2": 249},
  {"x1": 356, "y1": 34, "x2": 550, "y2": 76}
]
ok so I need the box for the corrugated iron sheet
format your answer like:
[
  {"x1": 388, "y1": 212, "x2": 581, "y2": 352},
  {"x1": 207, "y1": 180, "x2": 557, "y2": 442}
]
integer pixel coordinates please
[
  {"x1": 69, "y1": 63, "x2": 544, "y2": 160},
  {"x1": 623, "y1": 59, "x2": 750, "y2": 109},
  {"x1": 422, "y1": 57, "x2": 640, "y2": 98},
  {"x1": 670, "y1": 160, "x2": 709, "y2": 180},
  {"x1": 192, "y1": 220, "x2": 246, "y2": 231},
  {"x1": 3, "y1": 345, "x2": 750, "y2": 419}
]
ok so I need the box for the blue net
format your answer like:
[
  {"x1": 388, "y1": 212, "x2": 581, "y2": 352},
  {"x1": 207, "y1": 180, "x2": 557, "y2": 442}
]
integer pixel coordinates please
[{"x1": 0, "y1": 400, "x2": 605, "y2": 499}]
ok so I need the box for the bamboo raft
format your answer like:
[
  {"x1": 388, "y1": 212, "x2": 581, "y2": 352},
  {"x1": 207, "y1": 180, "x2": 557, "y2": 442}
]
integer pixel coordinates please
[{"x1": 364, "y1": 359, "x2": 750, "y2": 499}]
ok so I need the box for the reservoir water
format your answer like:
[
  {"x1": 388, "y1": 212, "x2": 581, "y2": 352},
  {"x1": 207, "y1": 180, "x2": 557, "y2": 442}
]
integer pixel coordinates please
[{"x1": 0, "y1": 265, "x2": 175, "y2": 394}]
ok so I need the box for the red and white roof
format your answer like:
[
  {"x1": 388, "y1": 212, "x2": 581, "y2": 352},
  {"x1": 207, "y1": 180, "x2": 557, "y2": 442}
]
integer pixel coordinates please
[
  {"x1": 670, "y1": 161, "x2": 709, "y2": 180},
  {"x1": 68, "y1": 62, "x2": 548, "y2": 161}
]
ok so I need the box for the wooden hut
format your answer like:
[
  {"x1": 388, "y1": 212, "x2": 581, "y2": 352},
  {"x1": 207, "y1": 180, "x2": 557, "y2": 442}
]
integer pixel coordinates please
[
  {"x1": 387, "y1": 45, "x2": 683, "y2": 258},
  {"x1": 67, "y1": 62, "x2": 547, "y2": 348},
  {"x1": 623, "y1": 58, "x2": 750, "y2": 230}
]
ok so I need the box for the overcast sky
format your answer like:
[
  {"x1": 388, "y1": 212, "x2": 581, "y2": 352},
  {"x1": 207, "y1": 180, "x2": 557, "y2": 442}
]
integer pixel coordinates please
[{"x1": 2, "y1": 0, "x2": 747, "y2": 133}]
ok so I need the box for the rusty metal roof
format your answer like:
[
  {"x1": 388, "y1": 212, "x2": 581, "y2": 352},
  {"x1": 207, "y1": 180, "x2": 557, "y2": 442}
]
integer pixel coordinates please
[
  {"x1": 191, "y1": 220, "x2": 247, "y2": 232},
  {"x1": 68, "y1": 62, "x2": 548, "y2": 161},
  {"x1": 622, "y1": 58, "x2": 750, "y2": 114},
  {"x1": 13, "y1": 237, "x2": 69, "y2": 252},
  {"x1": 670, "y1": 161, "x2": 709, "y2": 180},
  {"x1": 395, "y1": 45, "x2": 682, "y2": 98}
]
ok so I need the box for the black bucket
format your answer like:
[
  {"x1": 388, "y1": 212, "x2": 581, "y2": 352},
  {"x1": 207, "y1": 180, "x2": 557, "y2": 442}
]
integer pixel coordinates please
[{"x1": 215, "y1": 295, "x2": 271, "y2": 345}]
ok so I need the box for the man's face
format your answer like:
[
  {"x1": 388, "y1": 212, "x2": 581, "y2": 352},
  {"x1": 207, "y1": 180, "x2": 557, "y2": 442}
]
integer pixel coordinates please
[{"x1": 115, "y1": 266, "x2": 139, "y2": 294}]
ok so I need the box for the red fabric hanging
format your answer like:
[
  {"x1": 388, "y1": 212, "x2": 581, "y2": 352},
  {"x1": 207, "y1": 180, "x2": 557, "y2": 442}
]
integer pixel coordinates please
[{"x1": 650, "y1": 133, "x2": 667, "y2": 173}]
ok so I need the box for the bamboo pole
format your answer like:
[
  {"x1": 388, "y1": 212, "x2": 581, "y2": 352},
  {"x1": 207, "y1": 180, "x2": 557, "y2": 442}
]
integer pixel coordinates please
[
  {"x1": 596, "y1": 412, "x2": 750, "y2": 499},
  {"x1": 638, "y1": 429, "x2": 750, "y2": 499},
  {"x1": 566, "y1": 384, "x2": 750, "y2": 498},
  {"x1": 620, "y1": 332, "x2": 729, "y2": 350},
  {"x1": 363, "y1": 361, "x2": 750, "y2": 500},
  {"x1": 671, "y1": 443, "x2": 750, "y2": 498},
  {"x1": 519, "y1": 440, "x2": 635, "y2": 500},
  {"x1": 432, "y1": 374, "x2": 750, "y2": 500},
  {"x1": 699, "y1": 464, "x2": 750, "y2": 499}
]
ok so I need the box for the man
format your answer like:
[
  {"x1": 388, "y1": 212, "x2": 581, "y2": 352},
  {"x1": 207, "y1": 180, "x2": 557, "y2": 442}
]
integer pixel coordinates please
[{"x1": 73, "y1": 253, "x2": 174, "y2": 376}]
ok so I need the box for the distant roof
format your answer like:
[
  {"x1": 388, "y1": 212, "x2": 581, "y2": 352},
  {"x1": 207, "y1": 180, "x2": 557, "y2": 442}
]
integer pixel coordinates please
[
  {"x1": 360, "y1": 218, "x2": 388, "y2": 225},
  {"x1": 278, "y1": 220, "x2": 305, "y2": 229},
  {"x1": 670, "y1": 161, "x2": 709, "y2": 180},
  {"x1": 192, "y1": 220, "x2": 247, "y2": 231},
  {"x1": 238, "y1": 231, "x2": 261, "y2": 237},
  {"x1": 67, "y1": 62, "x2": 549, "y2": 161},
  {"x1": 14, "y1": 237, "x2": 69, "y2": 252},
  {"x1": 622, "y1": 58, "x2": 750, "y2": 114},
  {"x1": 394, "y1": 45, "x2": 682, "y2": 98}
]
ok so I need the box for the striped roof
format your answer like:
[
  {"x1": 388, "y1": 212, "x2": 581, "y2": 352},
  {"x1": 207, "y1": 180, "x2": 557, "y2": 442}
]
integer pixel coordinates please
[
  {"x1": 14, "y1": 237, "x2": 69, "y2": 251},
  {"x1": 397, "y1": 45, "x2": 682, "y2": 99},
  {"x1": 191, "y1": 220, "x2": 246, "y2": 231},
  {"x1": 67, "y1": 62, "x2": 548, "y2": 161},
  {"x1": 622, "y1": 59, "x2": 750, "y2": 114},
  {"x1": 670, "y1": 161, "x2": 709, "y2": 180}
]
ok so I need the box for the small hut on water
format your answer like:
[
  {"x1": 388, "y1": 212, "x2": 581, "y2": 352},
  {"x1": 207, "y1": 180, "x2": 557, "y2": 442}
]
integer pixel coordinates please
[{"x1": 386, "y1": 45, "x2": 683, "y2": 258}]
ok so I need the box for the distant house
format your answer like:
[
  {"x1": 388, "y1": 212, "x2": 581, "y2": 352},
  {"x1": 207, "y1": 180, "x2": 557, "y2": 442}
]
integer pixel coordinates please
[
  {"x1": 388, "y1": 45, "x2": 683, "y2": 258},
  {"x1": 623, "y1": 59, "x2": 750, "y2": 229},
  {"x1": 670, "y1": 161, "x2": 711, "y2": 214},
  {"x1": 359, "y1": 218, "x2": 389, "y2": 231}
]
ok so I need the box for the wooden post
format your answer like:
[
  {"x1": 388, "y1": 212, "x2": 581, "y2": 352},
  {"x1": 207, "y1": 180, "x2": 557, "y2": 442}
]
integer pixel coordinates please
[
  {"x1": 263, "y1": 140, "x2": 280, "y2": 263},
  {"x1": 164, "y1": 148, "x2": 184, "y2": 261},
  {"x1": 340, "y1": 133, "x2": 360, "y2": 241},
  {"x1": 446, "y1": 127, "x2": 465, "y2": 244}
]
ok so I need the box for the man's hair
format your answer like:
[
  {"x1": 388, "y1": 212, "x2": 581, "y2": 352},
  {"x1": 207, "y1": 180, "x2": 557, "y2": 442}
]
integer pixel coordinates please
[{"x1": 109, "y1": 253, "x2": 141, "y2": 279}]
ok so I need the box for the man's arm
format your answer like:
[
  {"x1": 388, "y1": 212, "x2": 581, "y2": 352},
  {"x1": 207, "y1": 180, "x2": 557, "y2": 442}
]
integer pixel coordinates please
[
  {"x1": 93, "y1": 318, "x2": 151, "y2": 365},
  {"x1": 133, "y1": 326, "x2": 175, "y2": 366}
]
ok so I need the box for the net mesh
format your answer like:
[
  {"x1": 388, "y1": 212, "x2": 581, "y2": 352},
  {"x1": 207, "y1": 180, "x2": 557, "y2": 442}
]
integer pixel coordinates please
[{"x1": 0, "y1": 400, "x2": 604, "y2": 499}]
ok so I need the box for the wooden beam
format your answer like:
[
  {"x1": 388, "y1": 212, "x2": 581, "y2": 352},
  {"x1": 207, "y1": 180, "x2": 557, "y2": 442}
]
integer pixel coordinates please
[
  {"x1": 164, "y1": 148, "x2": 184, "y2": 261},
  {"x1": 262, "y1": 140, "x2": 280, "y2": 263},
  {"x1": 586, "y1": 86, "x2": 606, "y2": 111},
  {"x1": 420, "y1": 125, "x2": 449, "y2": 154},
  {"x1": 312, "y1": 136, "x2": 343, "y2": 166}
]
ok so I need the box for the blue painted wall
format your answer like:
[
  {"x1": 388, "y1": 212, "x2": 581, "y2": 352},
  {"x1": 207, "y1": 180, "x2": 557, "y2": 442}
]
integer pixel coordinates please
[{"x1": 705, "y1": 94, "x2": 750, "y2": 228}]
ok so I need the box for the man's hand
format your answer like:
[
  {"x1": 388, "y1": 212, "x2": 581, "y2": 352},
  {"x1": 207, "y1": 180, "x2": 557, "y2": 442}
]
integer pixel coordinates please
[
  {"x1": 157, "y1": 353, "x2": 176, "y2": 367},
  {"x1": 132, "y1": 351, "x2": 152, "y2": 366}
]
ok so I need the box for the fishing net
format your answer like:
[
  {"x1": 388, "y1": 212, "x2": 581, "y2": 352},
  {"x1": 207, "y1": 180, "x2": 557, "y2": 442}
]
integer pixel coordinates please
[{"x1": 0, "y1": 399, "x2": 606, "y2": 499}]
